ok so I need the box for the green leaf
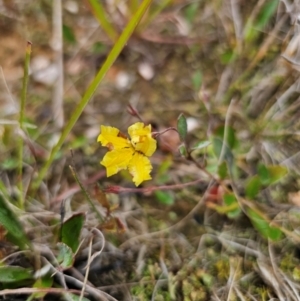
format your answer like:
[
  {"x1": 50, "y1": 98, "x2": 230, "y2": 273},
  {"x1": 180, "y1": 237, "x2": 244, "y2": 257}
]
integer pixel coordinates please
[
  {"x1": 245, "y1": 175, "x2": 261, "y2": 199},
  {"x1": 23, "y1": 121, "x2": 37, "y2": 129},
  {"x1": 200, "y1": 273, "x2": 213, "y2": 288},
  {"x1": 212, "y1": 126, "x2": 236, "y2": 168},
  {"x1": 191, "y1": 140, "x2": 211, "y2": 151},
  {"x1": 92, "y1": 42, "x2": 108, "y2": 54},
  {"x1": 154, "y1": 190, "x2": 174, "y2": 205},
  {"x1": 257, "y1": 164, "x2": 270, "y2": 185},
  {"x1": 61, "y1": 213, "x2": 85, "y2": 253},
  {"x1": 1, "y1": 158, "x2": 19, "y2": 170},
  {"x1": 223, "y1": 193, "x2": 241, "y2": 218},
  {"x1": 218, "y1": 162, "x2": 228, "y2": 180},
  {"x1": 57, "y1": 243, "x2": 74, "y2": 270},
  {"x1": 247, "y1": 209, "x2": 283, "y2": 241},
  {"x1": 157, "y1": 157, "x2": 172, "y2": 176},
  {"x1": 268, "y1": 226, "x2": 283, "y2": 241},
  {"x1": 27, "y1": 275, "x2": 53, "y2": 300},
  {"x1": 0, "y1": 194, "x2": 30, "y2": 249},
  {"x1": 63, "y1": 24, "x2": 76, "y2": 44},
  {"x1": 179, "y1": 144, "x2": 187, "y2": 157},
  {"x1": 247, "y1": 209, "x2": 269, "y2": 238},
  {"x1": 245, "y1": 0, "x2": 278, "y2": 42},
  {"x1": 220, "y1": 49, "x2": 236, "y2": 65},
  {"x1": 267, "y1": 165, "x2": 288, "y2": 184},
  {"x1": 212, "y1": 137, "x2": 234, "y2": 166},
  {"x1": 70, "y1": 136, "x2": 88, "y2": 150},
  {"x1": 256, "y1": 0, "x2": 279, "y2": 29},
  {"x1": 214, "y1": 126, "x2": 236, "y2": 149},
  {"x1": 184, "y1": 2, "x2": 200, "y2": 24},
  {"x1": 192, "y1": 70, "x2": 202, "y2": 91},
  {"x1": 258, "y1": 164, "x2": 287, "y2": 186},
  {"x1": 0, "y1": 266, "x2": 32, "y2": 283},
  {"x1": 177, "y1": 114, "x2": 188, "y2": 142}
]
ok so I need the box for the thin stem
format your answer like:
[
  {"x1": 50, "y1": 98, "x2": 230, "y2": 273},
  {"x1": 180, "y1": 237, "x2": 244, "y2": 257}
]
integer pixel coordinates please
[
  {"x1": 87, "y1": 0, "x2": 118, "y2": 42},
  {"x1": 138, "y1": 0, "x2": 173, "y2": 31},
  {"x1": 79, "y1": 237, "x2": 93, "y2": 301},
  {"x1": 152, "y1": 127, "x2": 178, "y2": 138},
  {"x1": 18, "y1": 41, "x2": 32, "y2": 209},
  {"x1": 52, "y1": 0, "x2": 64, "y2": 128},
  {"x1": 127, "y1": 104, "x2": 144, "y2": 122},
  {"x1": 129, "y1": 0, "x2": 139, "y2": 14},
  {"x1": 69, "y1": 165, "x2": 103, "y2": 223},
  {"x1": 105, "y1": 178, "x2": 205, "y2": 194}
]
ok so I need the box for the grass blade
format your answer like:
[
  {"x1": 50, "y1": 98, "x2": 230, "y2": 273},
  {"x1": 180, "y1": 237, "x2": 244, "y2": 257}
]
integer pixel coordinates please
[
  {"x1": 139, "y1": 0, "x2": 173, "y2": 30},
  {"x1": 18, "y1": 41, "x2": 32, "y2": 209},
  {"x1": 87, "y1": 0, "x2": 118, "y2": 42},
  {"x1": 69, "y1": 165, "x2": 103, "y2": 223}
]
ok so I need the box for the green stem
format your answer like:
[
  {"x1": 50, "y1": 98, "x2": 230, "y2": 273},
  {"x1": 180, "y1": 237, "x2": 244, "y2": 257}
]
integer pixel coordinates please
[
  {"x1": 129, "y1": 0, "x2": 139, "y2": 14},
  {"x1": 18, "y1": 41, "x2": 32, "y2": 209},
  {"x1": 33, "y1": 0, "x2": 153, "y2": 190},
  {"x1": 87, "y1": 0, "x2": 118, "y2": 42},
  {"x1": 69, "y1": 166, "x2": 103, "y2": 223},
  {"x1": 138, "y1": 0, "x2": 172, "y2": 31}
]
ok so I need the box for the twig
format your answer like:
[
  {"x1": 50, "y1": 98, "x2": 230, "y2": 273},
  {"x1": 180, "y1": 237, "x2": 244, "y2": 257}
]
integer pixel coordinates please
[
  {"x1": 64, "y1": 274, "x2": 118, "y2": 301},
  {"x1": 52, "y1": 0, "x2": 64, "y2": 128},
  {"x1": 85, "y1": 228, "x2": 105, "y2": 267},
  {"x1": 0, "y1": 288, "x2": 82, "y2": 296},
  {"x1": 105, "y1": 178, "x2": 206, "y2": 194},
  {"x1": 79, "y1": 229, "x2": 106, "y2": 301},
  {"x1": 79, "y1": 237, "x2": 93, "y2": 301},
  {"x1": 230, "y1": 0, "x2": 243, "y2": 54},
  {"x1": 51, "y1": 170, "x2": 106, "y2": 204},
  {"x1": 138, "y1": 32, "x2": 211, "y2": 45},
  {"x1": 127, "y1": 104, "x2": 144, "y2": 122},
  {"x1": 69, "y1": 165, "x2": 103, "y2": 222},
  {"x1": 152, "y1": 127, "x2": 178, "y2": 139}
]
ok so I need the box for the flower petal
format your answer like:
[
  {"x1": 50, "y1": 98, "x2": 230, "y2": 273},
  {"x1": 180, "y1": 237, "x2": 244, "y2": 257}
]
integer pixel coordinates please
[
  {"x1": 97, "y1": 125, "x2": 130, "y2": 150},
  {"x1": 101, "y1": 148, "x2": 134, "y2": 177},
  {"x1": 128, "y1": 152, "x2": 153, "y2": 186},
  {"x1": 132, "y1": 135, "x2": 157, "y2": 157},
  {"x1": 128, "y1": 122, "x2": 151, "y2": 137},
  {"x1": 128, "y1": 122, "x2": 157, "y2": 156}
]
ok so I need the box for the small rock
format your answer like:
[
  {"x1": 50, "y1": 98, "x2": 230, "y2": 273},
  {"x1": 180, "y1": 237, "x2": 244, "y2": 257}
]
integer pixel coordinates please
[
  {"x1": 137, "y1": 62, "x2": 154, "y2": 80},
  {"x1": 31, "y1": 56, "x2": 59, "y2": 86},
  {"x1": 186, "y1": 117, "x2": 199, "y2": 132},
  {"x1": 33, "y1": 64, "x2": 59, "y2": 86},
  {"x1": 64, "y1": 1, "x2": 79, "y2": 14},
  {"x1": 31, "y1": 55, "x2": 50, "y2": 72},
  {"x1": 115, "y1": 71, "x2": 131, "y2": 90}
]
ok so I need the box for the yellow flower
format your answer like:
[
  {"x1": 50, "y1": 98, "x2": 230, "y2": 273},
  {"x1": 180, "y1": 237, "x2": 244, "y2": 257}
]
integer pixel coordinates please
[{"x1": 97, "y1": 122, "x2": 157, "y2": 186}]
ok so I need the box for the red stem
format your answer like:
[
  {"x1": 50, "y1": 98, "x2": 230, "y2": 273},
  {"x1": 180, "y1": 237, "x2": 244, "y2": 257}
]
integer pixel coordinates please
[{"x1": 105, "y1": 178, "x2": 205, "y2": 194}]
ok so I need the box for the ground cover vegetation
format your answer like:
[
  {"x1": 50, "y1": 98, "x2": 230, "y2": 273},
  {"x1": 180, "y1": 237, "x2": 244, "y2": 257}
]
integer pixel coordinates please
[{"x1": 1, "y1": 0, "x2": 300, "y2": 300}]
